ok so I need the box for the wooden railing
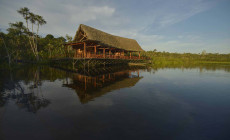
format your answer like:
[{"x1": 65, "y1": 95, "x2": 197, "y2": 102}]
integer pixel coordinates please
[{"x1": 73, "y1": 53, "x2": 148, "y2": 60}]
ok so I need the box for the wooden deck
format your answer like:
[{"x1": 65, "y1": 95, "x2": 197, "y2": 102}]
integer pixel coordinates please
[
  {"x1": 73, "y1": 53, "x2": 147, "y2": 60},
  {"x1": 51, "y1": 52, "x2": 149, "y2": 70}
]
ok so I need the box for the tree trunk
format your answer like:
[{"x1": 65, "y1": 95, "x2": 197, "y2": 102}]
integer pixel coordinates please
[
  {"x1": 26, "y1": 18, "x2": 36, "y2": 59},
  {"x1": 32, "y1": 23, "x2": 39, "y2": 61},
  {"x1": 36, "y1": 24, "x2": 39, "y2": 57},
  {"x1": 0, "y1": 34, "x2": 11, "y2": 67},
  {"x1": 49, "y1": 46, "x2": 51, "y2": 58}
]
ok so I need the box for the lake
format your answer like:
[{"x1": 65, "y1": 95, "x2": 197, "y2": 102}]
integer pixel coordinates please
[{"x1": 0, "y1": 64, "x2": 230, "y2": 140}]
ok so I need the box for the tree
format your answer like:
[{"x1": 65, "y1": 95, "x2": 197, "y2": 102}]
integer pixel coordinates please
[
  {"x1": 8, "y1": 22, "x2": 26, "y2": 36},
  {"x1": 0, "y1": 31, "x2": 11, "y2": 66},
  {"x1": 35, "y1": 15, "x2": 46, "y2": 51},
  {"x1": 29, "y1": 12, "x2": 39, "y2": 60},
  {"x1": 17, "y1": 7, "x2": 37, "y2": 60},
  {"x1": 65, "y1": 34, "x2": 72, "y2": 43},
  {"x1": 45, "y1": 34, "x2": 54, "y2": 40},
  {"x1": 202, "y1": 50, "x2": 206, "y2": 55},
  {"x1": 17, "y1": 7, "x2": 46, "y2": 61},
  {"x1": 7, "y1": 22, "x2": 27, "y2": 61},
  {"x1": 17, "y1": 7, "x2": 30, "y2": 31},
  {"x1": 65, "y1": 34, "x2": 72, "y2": 55}
]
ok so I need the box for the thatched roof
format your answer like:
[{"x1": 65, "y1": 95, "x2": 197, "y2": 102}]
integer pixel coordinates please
[{"x1": 73, "y1": 24, "x2": 144, "y2": 52}]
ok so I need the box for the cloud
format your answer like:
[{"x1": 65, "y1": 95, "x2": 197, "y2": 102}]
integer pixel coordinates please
[
  {"x1": 141, "y1": 0, "x2": 217, "y2": 33},
  {"x1": 0, "y1": 0, "x2": 228, "y2": 53},
  {"x1": 143, "y1": 37, "x2": 230, "y2": 54},
  {"x1": 0, "y1": 0, "x2": 118, "y2": 37},
  {"x1": 64, "y1": 4, "x2": 115, "y2": 22},
  {"x1": 39, "y1": 4, "x2": 116, "y2": 36},
  {"x1": 0, "y1": 0, "x2": 218, "y2": 37}
]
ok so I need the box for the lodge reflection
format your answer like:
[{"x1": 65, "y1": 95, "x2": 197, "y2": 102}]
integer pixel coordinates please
[{"x1": 63, "y1": 67, "x2": 143, "y2": 103}]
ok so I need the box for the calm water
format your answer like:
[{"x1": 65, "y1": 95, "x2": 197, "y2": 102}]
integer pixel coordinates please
[{"x1": 0, "y1": 65, "x2": 230, "y2": 140}]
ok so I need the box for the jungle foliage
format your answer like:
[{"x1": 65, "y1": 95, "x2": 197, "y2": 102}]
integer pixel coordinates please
[
  {"x1": 141, "y1": 50, "x2": 230, "y2": 66},
  {"x1": 0, "y1": 7, "x2": 72, "y2": 65}
]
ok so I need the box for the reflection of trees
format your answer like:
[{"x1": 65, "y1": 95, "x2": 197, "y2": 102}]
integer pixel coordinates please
[
  {"x1": 3, "y1": 87, "x2": 50, "y2": 113},
  {"x1": 0, "y1": 67, "x2": 50, "y2": 113},
  {"x1": 151, "y1": 63, "x2": 230, "y2": 73}
]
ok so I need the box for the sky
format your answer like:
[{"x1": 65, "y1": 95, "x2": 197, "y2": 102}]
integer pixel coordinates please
[{"x1": 0, "y1": 0, "x2": 229, "y2": 53}]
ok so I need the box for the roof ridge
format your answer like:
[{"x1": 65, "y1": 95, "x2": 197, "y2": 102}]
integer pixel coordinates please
[{"x1": 73, "y1": 24, "x2": 144, "y2": 52}]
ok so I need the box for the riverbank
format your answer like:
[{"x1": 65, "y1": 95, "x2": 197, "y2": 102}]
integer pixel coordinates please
[
  {"x1": 1, "y1": 59, "x2": 230, "y2": 71},
  {"x1": 141, "y1": 51, "x2": 230, "y2": 66}
]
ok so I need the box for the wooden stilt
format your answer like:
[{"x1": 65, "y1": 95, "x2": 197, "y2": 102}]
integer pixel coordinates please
[
  {"x1": 94, "y1": 45, "x2": 97, "y2": 56},
  {"x1": 74, "y1": 50, "x2": 77, "y2": 58},
  {"x1": 84, "y1": 42, "x2": 86, "y2": 58},
  {"x1": 122, "y1": 50, "x2": 124, "y2": 58},
  {"x1": 84, "y1": 76, "x2": 87, "y2": 90},
  {"x1": 138, "y1": 52, "x2": 140, "y2": 59},
  {"x1": 130, "y1": 52, "x2": 131, "y2": 59},
  {"x1": 109, "y1": 49, "x2": 111, "y2": 58},
  {"x1": 94, "y1": 77, "x2": 96, "y2": 87},
  {"x1": 103, "y1": 48, "x2": 105, "y2": 58}
]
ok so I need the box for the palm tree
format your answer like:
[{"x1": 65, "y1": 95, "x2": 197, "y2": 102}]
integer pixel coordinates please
[
  {"x1": 17, "y1": 7, "x2": 47, "y2": 61},
  {"x1": 29, "y1": 12, "x2": 39, "y2": 60},
  {"x1": 36, "y1": 15, "x2": 46, "y2": 34},
  {"x1": 35, "y1": 15, "x2": 46, "y2": 48},
  {"x1": 9, "y1": 22, "x2": 26, "y2": 36},
  {"x1": 29, "y1": 12, "x2": 36, "y2": 36},
  {"x1": 17, "y1": 7, "x2": 36, "y2": 59},
  {"x1": 17, "y1": 7, "x2": 30, "y2": 31}
]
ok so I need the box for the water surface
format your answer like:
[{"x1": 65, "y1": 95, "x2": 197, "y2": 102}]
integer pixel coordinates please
[{"x1": 0, "y1": 65, "x2": 230, "y2": 140}]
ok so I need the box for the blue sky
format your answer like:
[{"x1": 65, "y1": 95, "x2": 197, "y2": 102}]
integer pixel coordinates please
[{"x1": 0, "y1": 0, "x2": 229, "y2": 53}]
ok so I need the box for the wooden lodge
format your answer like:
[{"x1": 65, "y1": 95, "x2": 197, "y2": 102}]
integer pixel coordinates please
[{"x1": 66, "y1": 24, "x2": 145, "y2": 60}]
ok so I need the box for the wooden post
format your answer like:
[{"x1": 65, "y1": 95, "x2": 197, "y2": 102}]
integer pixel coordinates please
[
  {"x1": 94, "y1": 77, "x2": 96, "y2": 87},
  {"x1": 102, "y1": 75, "x2": 105, "y2": 83},
  {"x1": 138, "y1": 52, "x2": 140, "y2": 59},
  {"x1": 130, "y1": 52, "x2": 131, "y2": 59},
  {"x1": 109, "y1": 49, "x2": 111, "y2": 58},
  {"x1": 103, "y1": 48, "x2": 105, "y2": 58},
  {"x1": 84, "y1": 76, "x2": 87, "y2": 90},
  {"x1": 74, "y1": 50, "x2": 77, "y2": 58},
  {"x1": 94, "y1": 45, "x2": 97, "y2": 56},
  {"x1": 84, "y1": 42, "x2": 86, "y2": 58}
]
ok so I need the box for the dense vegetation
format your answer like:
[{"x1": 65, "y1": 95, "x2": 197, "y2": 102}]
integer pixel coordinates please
[
  {"x1": 141, "y1": 50, "x2": 230, "y2": 66},
  {"x1": 0, "y1": 7, "x2": 73, "y2": 66}
]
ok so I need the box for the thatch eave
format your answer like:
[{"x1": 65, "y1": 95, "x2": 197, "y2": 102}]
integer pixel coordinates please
[{"x1": 73, "y1": 24, "x2": 144, "y2": 52}]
